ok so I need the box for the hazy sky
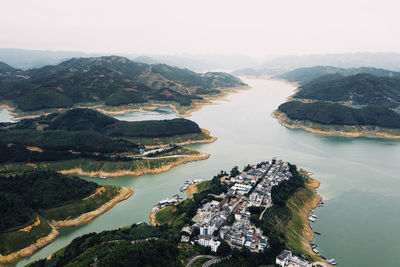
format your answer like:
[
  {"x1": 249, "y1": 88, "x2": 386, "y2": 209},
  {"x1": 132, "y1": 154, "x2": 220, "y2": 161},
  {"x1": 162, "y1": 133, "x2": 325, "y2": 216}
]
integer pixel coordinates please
[{"x1": 1, "y1": 0, "x2": 400, "y2": 57}]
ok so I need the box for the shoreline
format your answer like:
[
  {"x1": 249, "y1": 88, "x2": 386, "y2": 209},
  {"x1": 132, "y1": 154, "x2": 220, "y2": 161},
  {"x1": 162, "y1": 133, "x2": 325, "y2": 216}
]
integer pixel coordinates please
[
  {"x1": 300, "y1": 175, "x2": 323, "y2": 259},
  {"x1": 1, "y1": 85, "x2": 249, "y2": 121},
  {"x1": 0, "y1": 187, "x2": 133, "y2": 265},
  {"x1": 144, "y1": 129, "x2": 217, "y2": 149},
  {"x1": 272, "y1": 110, "x2": 400, "y2": 139},
  {"x1": 59, "y1": 153, "x2": 210, "y2": 178}
]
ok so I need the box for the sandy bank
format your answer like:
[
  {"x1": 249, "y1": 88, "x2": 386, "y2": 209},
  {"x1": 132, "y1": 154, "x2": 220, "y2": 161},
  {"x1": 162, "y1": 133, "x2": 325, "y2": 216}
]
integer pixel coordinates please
[
  {"x1": 0, "y1": 187, "x2": 133, "y2": 265},
  {"x1": 59, "y1": 154, "x2": 210, "y2": 178},
  {"x1": 51, "y1": 187, "x2": 133, "y2": 228},
  {"x1": 272, "y1": 110, "x2": 400, "y2": 139},
  {"x1": 185, "y1": 184, "x2": 198, "y2": 199}
]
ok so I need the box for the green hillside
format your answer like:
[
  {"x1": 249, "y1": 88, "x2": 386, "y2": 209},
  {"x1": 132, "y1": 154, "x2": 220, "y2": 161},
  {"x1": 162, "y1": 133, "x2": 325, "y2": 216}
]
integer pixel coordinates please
[
  {"x1": 278, "y1": 66, "x2": 400, "y2": 84},
  {"x1": 278, "y1": 101, "x2": 400, "y2": 128},
  {"x1": 293, "y1": 73, "x2": 400, "y2": 109},
  {"x1": 0, "y1": 56, "x2": 245, "y2": 112},
  {"x1": 0, "y1": 108, "x2": 204, "y2": 164}
]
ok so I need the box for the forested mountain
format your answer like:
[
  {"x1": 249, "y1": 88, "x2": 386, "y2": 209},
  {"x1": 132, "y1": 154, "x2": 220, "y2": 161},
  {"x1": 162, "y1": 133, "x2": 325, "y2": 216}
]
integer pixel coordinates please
[
  {"x1": 0, "y1": 56, "x2": 245, "y2": 111},
  {"x1": 0, "y1": 108, "x2": 202, "y2": 163},
  {"x1": 278, "y1": 101, "x2": 400, "y2": 128},
  {"x1": 277, "y1": 66, "x2": 400, "y2": 84},
  {"x1": 293, "y1": 73, "x2": 400, "y2": 109}
]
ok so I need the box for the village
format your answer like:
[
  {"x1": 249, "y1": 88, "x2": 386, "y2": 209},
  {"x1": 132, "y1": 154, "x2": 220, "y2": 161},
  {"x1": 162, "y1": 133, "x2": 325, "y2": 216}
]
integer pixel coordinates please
[{"x1": 177, "y1": 159, "x2": 306, "y2": 265}]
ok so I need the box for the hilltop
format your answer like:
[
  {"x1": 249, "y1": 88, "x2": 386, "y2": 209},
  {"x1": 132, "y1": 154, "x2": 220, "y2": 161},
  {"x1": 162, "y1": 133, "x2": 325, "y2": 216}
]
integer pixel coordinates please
[{"x1": 0, "y1": 56, "x2": 246, "y2": 113}]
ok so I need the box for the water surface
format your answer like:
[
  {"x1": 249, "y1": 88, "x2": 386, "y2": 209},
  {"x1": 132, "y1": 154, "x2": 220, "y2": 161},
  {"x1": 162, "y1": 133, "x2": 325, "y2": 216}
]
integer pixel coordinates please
[{"x1": 12, "y1": 78, "x2": 400, "y2": 267}]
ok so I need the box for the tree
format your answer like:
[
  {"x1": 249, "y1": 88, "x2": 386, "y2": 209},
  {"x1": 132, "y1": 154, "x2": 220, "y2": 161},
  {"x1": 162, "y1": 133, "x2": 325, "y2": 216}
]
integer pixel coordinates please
[{"x1": 217, "y1": 240, "x2": 232, "y2": 257}]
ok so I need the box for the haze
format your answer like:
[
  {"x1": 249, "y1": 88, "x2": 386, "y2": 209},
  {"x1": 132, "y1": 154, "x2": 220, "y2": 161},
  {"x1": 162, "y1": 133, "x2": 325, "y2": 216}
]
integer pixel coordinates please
[{"x1": 1, "y1": 0, "x2": 400, "y2": 57}]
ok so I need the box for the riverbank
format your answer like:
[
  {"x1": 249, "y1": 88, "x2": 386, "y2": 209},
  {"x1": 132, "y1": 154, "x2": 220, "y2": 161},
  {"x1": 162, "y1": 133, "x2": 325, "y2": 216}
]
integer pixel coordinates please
[
  {"x1": 272, "y1": 110, "x2": 400, "y2": 139},
  {"x1": 0, "y1": 187, "x2": 133, "y2": 265},
  {"x1": 58, "y1": 153, "x2": 210, "y2": 178},
  {"x1": 284, "y1": 172, "x2": 329, "y2": 265}
]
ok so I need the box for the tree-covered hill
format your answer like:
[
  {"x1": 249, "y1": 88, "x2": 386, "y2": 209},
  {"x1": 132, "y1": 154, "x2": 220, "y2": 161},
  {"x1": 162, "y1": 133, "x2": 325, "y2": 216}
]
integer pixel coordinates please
[
  {"x1": 0, "y1": 56, "x2": 246, "y2": 111},
  {"x1": 0, "y1": 108, "x2": 203, "y2": 163},
  {"x1": 293, "y1": 73, "x2": 400, "y2": 109},
  {"x1": 278, "y1": 101, "x2": 400, "y2": 128},
  {"x1": 277, "y1": 65, "x2": 400, "y2": 84},
  {"x1": 0, "y1": 170, "x2": 98, "y2": 232}
]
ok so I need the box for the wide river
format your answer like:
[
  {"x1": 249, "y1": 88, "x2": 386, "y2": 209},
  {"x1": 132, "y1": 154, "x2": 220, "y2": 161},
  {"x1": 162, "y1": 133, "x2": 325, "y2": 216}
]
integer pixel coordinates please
[{"x1": 9, "y1": 77, "x2": 400, "y2": 267}]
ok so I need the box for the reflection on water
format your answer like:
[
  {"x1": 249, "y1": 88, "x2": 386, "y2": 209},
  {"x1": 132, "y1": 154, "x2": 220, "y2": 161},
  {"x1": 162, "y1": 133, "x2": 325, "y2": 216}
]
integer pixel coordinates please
[{"x1": 11, "y1": 78, "x2": 400, "y2": 267}]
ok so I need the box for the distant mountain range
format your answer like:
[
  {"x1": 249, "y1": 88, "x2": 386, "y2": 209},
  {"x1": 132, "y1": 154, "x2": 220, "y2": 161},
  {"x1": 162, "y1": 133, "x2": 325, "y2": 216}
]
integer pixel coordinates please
[
  {"x1": 277, "y1": 66, "x2": 400, "y2": 84},
  {"x1": 0, "y1": 56, "x2": 245, "y2": 112}
]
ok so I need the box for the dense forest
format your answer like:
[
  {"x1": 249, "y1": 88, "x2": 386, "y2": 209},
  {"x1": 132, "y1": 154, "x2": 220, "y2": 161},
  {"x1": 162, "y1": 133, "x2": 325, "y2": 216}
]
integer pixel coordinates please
[
  {"x1": 278, "y1": 66, "x2": 400, "y2": 84},
  {"x1": 0, "y1": 170, "x2": 97, "y2": 232},
  {"x1": 0, "y1": 56, "x2": 245, "y2": 111},
  {"x1": 278, "y1": 101, "x2": 400, "y2": 128},
  {"x1": 293, "y1": 73, "x2": 400, "y2": 108},
  {"x1": 0, "y1": 108, "x2": 203, "y2": 163}
]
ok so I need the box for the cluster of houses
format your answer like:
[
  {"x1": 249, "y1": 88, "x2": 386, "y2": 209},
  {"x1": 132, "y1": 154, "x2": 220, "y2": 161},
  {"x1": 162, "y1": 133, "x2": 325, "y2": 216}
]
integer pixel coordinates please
[{"x1": 181, "y1": 159, "x2": 294, "y2": 253}]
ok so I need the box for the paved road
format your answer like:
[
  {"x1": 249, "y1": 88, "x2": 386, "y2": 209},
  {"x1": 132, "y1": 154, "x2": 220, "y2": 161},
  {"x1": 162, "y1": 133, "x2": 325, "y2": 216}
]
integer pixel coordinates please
[
  {"x1": 186, "y1": 255, "x2": 215, "y2": 267},
  {"x1": 202, "y1": 257, "x2": 222, "y2": 267}
]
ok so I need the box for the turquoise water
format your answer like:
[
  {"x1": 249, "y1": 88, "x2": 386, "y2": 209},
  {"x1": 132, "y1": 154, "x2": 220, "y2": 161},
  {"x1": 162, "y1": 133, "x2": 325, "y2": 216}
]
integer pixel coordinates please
[{"x1": 10, "y1": 78, "x2": 400, "y2": 266}]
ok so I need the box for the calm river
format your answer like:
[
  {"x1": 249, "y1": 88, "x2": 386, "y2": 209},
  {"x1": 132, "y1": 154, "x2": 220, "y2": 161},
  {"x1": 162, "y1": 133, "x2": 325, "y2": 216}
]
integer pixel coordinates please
[{"x1": 10, "y1": 78, "x2": 400, "y2": 267}]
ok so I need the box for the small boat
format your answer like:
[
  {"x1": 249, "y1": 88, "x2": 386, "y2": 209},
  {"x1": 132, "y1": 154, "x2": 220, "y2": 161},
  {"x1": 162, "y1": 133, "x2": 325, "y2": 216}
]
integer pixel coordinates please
[
  {"x1": 320, "y1": 256, "x2": 326, "y2": 260},
  {"x1": 308, "y1": 216, "x2": 316, "y2": 222},
  {"x1": 326, "y1": 259, "x2": 337, "y2": 265},
  {"x1": 312, "y1": 248, "x2": 319, "y2": 254},
  {"x1": 310, "y1": 243, "x2": 317, "y2": 249},
  {"x1": 314, "y1": 231, "x2": 321, "y2": 235}
]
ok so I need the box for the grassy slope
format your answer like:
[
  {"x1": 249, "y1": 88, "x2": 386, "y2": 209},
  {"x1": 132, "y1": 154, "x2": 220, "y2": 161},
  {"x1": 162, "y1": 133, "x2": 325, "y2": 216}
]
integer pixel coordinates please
[
  {"x1": 0, "y1": 185, "x2": 120, "y2": 255},
  {"x1": 0, "y1": 214, "x2": 52, "y2": 255},
  {"x1": 283, "y1": 175, "x2": 321, "y2": 261}
]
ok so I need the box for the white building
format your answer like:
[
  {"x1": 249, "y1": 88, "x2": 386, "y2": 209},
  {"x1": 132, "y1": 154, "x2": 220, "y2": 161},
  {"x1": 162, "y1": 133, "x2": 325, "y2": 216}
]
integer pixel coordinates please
[{"x1": 276, "y1": 250, "x2": 292, "y2": 267}]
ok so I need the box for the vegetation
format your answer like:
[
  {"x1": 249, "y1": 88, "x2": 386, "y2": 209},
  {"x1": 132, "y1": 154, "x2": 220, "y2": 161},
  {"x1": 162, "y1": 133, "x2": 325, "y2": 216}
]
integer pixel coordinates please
[
  {"x1": 278, "y1": 100, "x2": 400, "y2": 128},
  {"x1": 0, "y1": 56, "x2": 245, "y2": 112},
  {"x1": 0, "y1": 108, "x2": 206, "y2": 165},
  {"x1": 28, "y1": 163, "x2": 314, "y2": 267},
  {"x1": 293, "y1": 73, "x2": 400, "y2": 108},
  {"x1": 0, "y1": 170, "x2": 97, "y2": 232},
  {"x1": 0, "y1": 170, "x2": 124, "y2": 255},
  {"x1": 278, "y1": 66, "x2": 400, "y2": 84}
]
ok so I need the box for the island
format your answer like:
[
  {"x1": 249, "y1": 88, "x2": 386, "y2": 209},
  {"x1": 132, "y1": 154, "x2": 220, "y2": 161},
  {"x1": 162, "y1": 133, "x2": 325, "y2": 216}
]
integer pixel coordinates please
[
  {"x1": 28, "y1": 159, "x2": 332, "y2": 267},
  {"x1": 273, "y1": 67, "x2": 400, "y2": 138},
  {"x1": 0, "y1": 108, "x2": 216, "y2": 177},
  {"x1": 0, "y1": 170, "x2": 133, "y2": 265},
  {"x1": 0, "y1": 56, "x2": 247, "y2": 119}
]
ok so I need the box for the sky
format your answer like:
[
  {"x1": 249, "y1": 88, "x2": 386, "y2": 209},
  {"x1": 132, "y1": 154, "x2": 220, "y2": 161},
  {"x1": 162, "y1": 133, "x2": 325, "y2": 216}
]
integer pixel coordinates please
[{"x1": 1, "y1": 0, "x2": 400, "y2": 57}]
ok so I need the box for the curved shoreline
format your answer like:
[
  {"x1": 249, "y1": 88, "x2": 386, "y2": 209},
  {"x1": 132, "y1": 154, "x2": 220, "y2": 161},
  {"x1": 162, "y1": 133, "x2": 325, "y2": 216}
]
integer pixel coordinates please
[
  {"x1": 1, "y1": 85, "x2": 249, "y2": 121},
  {"x1": 59, "y1": 153, "x2": 211, "y2": 178},
  {"x1": 272, "y1": 110, "x2": 400, "y2": 139},
  {"x1": 0, "y1": 187, "x2": 133, "y2": 265}
]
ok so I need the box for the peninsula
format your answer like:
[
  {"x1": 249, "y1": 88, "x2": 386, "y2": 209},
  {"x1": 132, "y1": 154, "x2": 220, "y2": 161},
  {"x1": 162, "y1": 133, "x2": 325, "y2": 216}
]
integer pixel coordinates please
[
  {"x1": 0, "y1": 170, "x2": 133, "y2": 265},
  {"x1": 29, "y1": 159, "x2": 330, "y2": 267},
  {"x1": 0, "y1": 108, "x2": 216, "y2": 177},
  {"x1": 274, "y1": 67, "x2": 400, "y2": 138}
]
